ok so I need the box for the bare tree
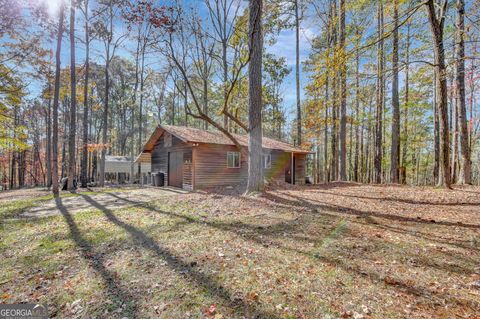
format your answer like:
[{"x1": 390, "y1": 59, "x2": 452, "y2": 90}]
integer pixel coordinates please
[
  {"x1": 205, "y1": 0, "x2": 241, "y2": 131},
  {"x1": 190, "y1": 13, "x2": 215, "y2": 130},
  {"x1": 95, "y1": 0, "x2": 126, "y2": 187},
  {"x1": 156, "y1": 6, "x2": 248, "y2": 149}
]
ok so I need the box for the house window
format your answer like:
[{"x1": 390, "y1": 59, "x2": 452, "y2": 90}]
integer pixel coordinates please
[
  {"x1": 227, "y1": 152, "x2": 240, "y2": 168},
  {"x1": 264, "y1": 154, "x2": 271, "y2": 169}
]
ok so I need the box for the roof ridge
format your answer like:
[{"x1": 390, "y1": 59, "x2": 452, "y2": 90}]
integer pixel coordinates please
[
  {"x1": 160, "y1": 124, "x2": 295, "y2": 146},
  {"x1": 146, "y1": 124, "x2": 312, "y2": 154}
]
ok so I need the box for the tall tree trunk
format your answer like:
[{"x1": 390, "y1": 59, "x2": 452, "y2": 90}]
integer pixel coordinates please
[
  {"x1": 46, "y1": 81, "x2": 52, "y2": 188},
  {"x1": 359, "y1": 100, "x2": 366, "y2": 183},
  {"x1": 99, "y1": 2, "x2": 114, "y2": 187},
  {"x1": 81, "y1": 0, "x2": 89, "y2": 188},
  {"x1": 10, "y1": 107, "x2": 17, "y2": 189},
  {"x1": 99, "y1": 49, "x2": 110, "y2": 187},
  {"x1": 130, "y1": 27, "x2": 141, "y2": 183},
  {"x1": 426, "y1": 0, "x2": 451, "y2": 188},
  {"x1": 374, "y1": 1, "x2": 384, "y2": 184},
  {"x1": 390, "y1": 0, "x2": 400, "y2": 183},
  {"x1": 203, "y1": 65, "x2": 209, "y2": 130},
  {"x1": 183, "y1": 82, "x2": 188, "y2": 125},
  {"x1": 324, "y1": 80, "x2": 329, "y2": 182},
  {"x1": 67, "y1": 0, "x2": 77, "y2": 191},
  {"x1": 330, "y1": 0, "x2": 338, "y2": 181},
  {"x1": 52, "y1": 3, "x2": 65, "y2": 196},
  {"x1": 339, "y1": 0, "x2": 347, "y2": 181},
  {"x1": 401, "y1": 23, "x2": 410, "y2": 181},
  {"x1": 245, "y1": 0, "x2": 264, "y2": 194},
  {"x1": 324, "y1": 3, "x2": 332, "y2": 182},
  {"x1": 138, "y1": 42, "x2": 146, "y2": 154},
  {"x1": 433, "y1": 72, "x2": 440, "y2": 183},
  {"x1": 61, "y1": 105, "x2": 68, "y2": 179},
  {"x1": 295, "y1": 0, "x2": 301, "y2": 145},
  {"x1": 223, "y1": 39, "x2": 229, "y2": 131},
  {"x1": 331, "y1": 75, "x2": 337, "y2": 181},
  {"x1": 366, "y1": 100, "x2": 373, "y2": 183},
  {"x1": 451, "y1": 95, "x2": 459, "y2": 182},
  {"x1": 455, "y1": 0, "x2": 471, "y2": 184},
  {"x1": 17, "y1": 148, "x2": 25, "y2": 187},
  {"x1": 354, "y1": 27, "x2": 360, "y2": 182}
]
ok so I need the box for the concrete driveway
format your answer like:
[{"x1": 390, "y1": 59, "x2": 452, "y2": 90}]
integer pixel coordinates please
[{"x1": 22, "y1": 187, "x2": 188, "y2": 218}]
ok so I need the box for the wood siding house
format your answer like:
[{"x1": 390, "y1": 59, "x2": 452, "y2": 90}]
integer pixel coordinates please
[{"x1": 141, "y1": 125, "x2": 312, "y2": 190}]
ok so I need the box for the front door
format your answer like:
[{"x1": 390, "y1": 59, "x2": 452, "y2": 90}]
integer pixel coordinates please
[{"x1": 168, "y1": 151, "x2": 183, "y2": 188}]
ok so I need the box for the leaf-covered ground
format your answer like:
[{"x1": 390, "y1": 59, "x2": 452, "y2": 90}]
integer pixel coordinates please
[{"x1": 0, "y1": 183, "x2": 479, "y2": 318}]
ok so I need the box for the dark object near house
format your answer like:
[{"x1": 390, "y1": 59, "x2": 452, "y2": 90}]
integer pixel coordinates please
[
  {"x1": 61, "y1": 177, "x2": 77, "y2": 190},
  {"x1": 152, "y1": 173, "x2": 164, "y2": 187},
  {"x1": 139, "y1": 125, "x2": 313, "y2": 190}
]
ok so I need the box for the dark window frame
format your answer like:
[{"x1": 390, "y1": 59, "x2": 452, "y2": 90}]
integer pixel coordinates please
[{"x1": 227, "y1": 151, "x2": 241, "y2": 168}]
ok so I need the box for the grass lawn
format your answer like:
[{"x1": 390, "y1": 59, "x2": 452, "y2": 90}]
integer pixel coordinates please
[{"x1": 0, "y1": 183, "x2": 479, "y2": 318}]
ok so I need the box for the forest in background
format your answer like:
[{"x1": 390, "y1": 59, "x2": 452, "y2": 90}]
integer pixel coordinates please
[{"x1": 1, "y1": 0, "x2": 480, "y2": 192}]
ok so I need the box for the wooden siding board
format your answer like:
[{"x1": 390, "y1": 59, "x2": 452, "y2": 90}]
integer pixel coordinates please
[
  {"x1": 193, "y1": 145, "x2": 308, "y2": 188},
  {"x1": 294, "y1": 153, "x2": 306, "y2": 184},
  {"x1": 194, "y1": 144, "x2": 248, "y2": 188},
  {"x1": 151, "y1": 133, "x2": 193, "y2": 188},
  {"x1": 264, "y1": 150, "x2": 290, "y2": 183}
]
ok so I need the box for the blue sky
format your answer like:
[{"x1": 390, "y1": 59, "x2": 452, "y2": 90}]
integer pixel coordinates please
[
  {"x1": 5, "y1": 0, "x2": 317, "y2": 128},
  {"x1": 267, "y1": 25, "x2": 315, "y2": 122}
]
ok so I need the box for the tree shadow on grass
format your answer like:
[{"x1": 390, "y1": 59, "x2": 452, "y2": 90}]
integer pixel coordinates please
[
  {"x1": 99, "y1": 193, "x2": 480, "y2": 311},
  {"x1": 55, "y1": 198, "x2": 137, "y2": 318},
  {"x1": 306, "y1": 189, "x2": 480, "y2": 207},
  {"x1": 363, "y1": 220, "x2": 479, "y2": 253},
  {"x1": 78, "y1": 194, "x2": 281, "y2": 319},
  {"x1": 262, "y1": 192, "x2": 480, "y2": 253},
  {"x1": 264, "y1": 191, "x2": 480, "y2": 229}
]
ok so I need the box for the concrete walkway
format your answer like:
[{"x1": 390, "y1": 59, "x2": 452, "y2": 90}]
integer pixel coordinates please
[{"x1": 22, "y1": 187, "x2": 188, "y2": 218}]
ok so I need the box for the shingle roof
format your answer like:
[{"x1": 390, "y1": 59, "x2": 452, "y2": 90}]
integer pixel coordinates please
[{"x1": 143, "y1": 125, "x2": 312, "y2": 154}]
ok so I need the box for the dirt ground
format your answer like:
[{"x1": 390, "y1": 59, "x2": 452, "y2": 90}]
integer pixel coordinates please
[{"x1": 1, "y1": 183, "x2": 479, "y2": 318}]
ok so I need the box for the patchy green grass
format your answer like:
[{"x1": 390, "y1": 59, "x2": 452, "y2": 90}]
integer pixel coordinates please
[{"x1": 0, "y1": 184, "x2": 479, "y2": 318}]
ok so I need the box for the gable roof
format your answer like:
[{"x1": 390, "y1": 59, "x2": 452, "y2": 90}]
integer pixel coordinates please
[{"x1": 143, "y1": 125, "x2": 312, "y2": 154}]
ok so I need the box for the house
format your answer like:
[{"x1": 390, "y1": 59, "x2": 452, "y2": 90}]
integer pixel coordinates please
[
  {"x1": 104, "y1": 156, "x2": 133, "y2": 183},
  {"x1": 140, "y1": 125, "x2": 313, "y2": 190},
  {"x1": 102, "y1": 154, "x2": 152, "y2": 184}
]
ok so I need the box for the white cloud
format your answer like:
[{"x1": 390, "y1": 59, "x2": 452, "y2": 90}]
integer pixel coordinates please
[{"x1": 266, "y1": 25, "x2": 316, "y2": 66}]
